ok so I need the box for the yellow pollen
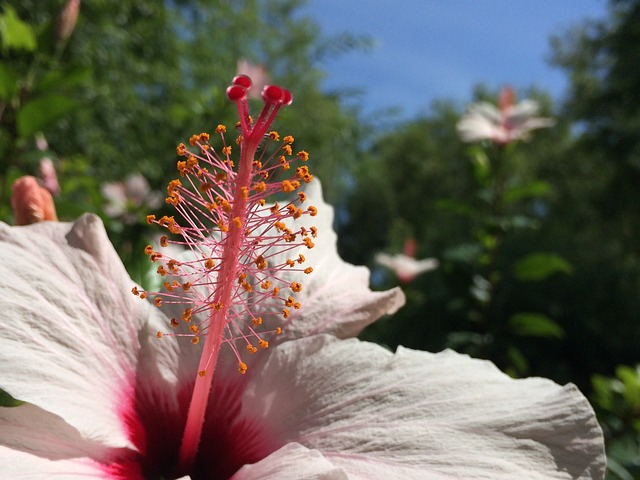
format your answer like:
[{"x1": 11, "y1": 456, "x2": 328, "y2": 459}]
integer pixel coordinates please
[
  {"x1": 204, "y1": 258, "x2": 215, "y2": 269},
  {"x1": 268, "y1": 131, "x2": 280, "y2": 140},
  {"x1": 283, "y1": 135, "x2": 294, "y2": 144},
  {"x1": 182, "y1": 308, "x2": 192, "y2": 322},
  {"x1": 255, "y1": 255, "x2": 267, "y2": 270},
  {"x1": 215, "y1": 124, "x2": 226, "y2": 133},
  {"x1": 298, "y1": 192, "x2": 307, "y2": 203},
  {"x1": 189, "y1": 135, "x2": 199, "y2": 146},
  {"x1": 282, "y1": 180, "x2": 297, "y2": 193},
  {"x1": 139, "y1": 292, "x2": 147, "y2": 300},
  {"x1": 198, "y1": 369, "x2": 207, "y2": 376},
  {"x1": 304, "y1": 267, "x2": 313, "y2": 274},
  {"x1": 297, "y1": 254, "x2": 305, "y2": 263},
  {"x1": 222, "y1": 145, "x2": 232, "y2": 156},
  {"x1": 261, "y1": 281, "x2": 271, "y2": 290},
  {"x1": 170, "y1": 318, "x2": 180, "y2": 327},
  {"x1": 182, "y1": 282, "x2": 192, "y2": 291},
  {"x1": 156, "y1": 331, "x2": 163, "y2": 338},
  {"x1": 144, "y1": 245, "x2": 154, "y2": 255},
  {"x1": 157, "y1": 265, "x2": 167, "y2": 276},
  {"x1": 297, "y1": 150, "x2": 309, "y2": 161},
  {"x1": 290, "y1": 282, "x2": 302, "y2": 293},
  {"x1": 131, "y1": 286, "x2": 140, "y2": 296},
  {"x1": 176, "y1": 143, "x2": 187, "y2": 156},
  {"x1": 307, "y1": 206, "x2": 318, "y2": 216},
  {"x1": 192, "y1": 337, "x2": 200, "y2": 344},
  {"x1": 252, "y1": 316, "x2": 263, "y2": 326},
  {"x1": 254, "y1": 181, "x2": 267, "y2": 193},
  {"x1": 238, "y1": 362, "x2": 248, "y2": 375},
  {"x1": 272, "y1": 287, "x2": 280, "y2": 298},
  {"x1": 160, "y1": 235, "x2": 168, "y2": 247},
  {"x1": 233, "y1": 217, "x2": 242, "y2": 228},
  {"x1": 282, "y1": 308, "x2": 290, "y2": 318},
  {"x1": 146, "y1": 214, "x2": 156, "y2": 224},
  {"x1": 304, "y1": 237, "x2": 315, "y2": 249},
  {"x1": 283, "y1": 145, "x2": 292, "y2": 155},
  {"x1": 190, "y1": 325, "x2": 199, "y2": 333},
  {"x1": 275, "y1": 327, "x2": 282, "y2": 335},
  {"x1": 259, "y1": 340, "x2": 269, "y2": 349},
  {"x1": 154, "y1": 297, "x2": 162, "y2": 307}
]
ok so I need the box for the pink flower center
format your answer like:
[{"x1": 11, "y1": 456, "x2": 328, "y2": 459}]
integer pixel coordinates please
[{"x1": 108, "y1": 374, "x2": 277, "y2": 479}]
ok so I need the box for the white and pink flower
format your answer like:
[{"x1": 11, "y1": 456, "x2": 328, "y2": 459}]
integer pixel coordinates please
[
  {"x1": 456, "y1": 86, "x2": 556, "y2": 144},
  {"x1": 0, "y1": 77, "x2": 604, "y2": 479}
]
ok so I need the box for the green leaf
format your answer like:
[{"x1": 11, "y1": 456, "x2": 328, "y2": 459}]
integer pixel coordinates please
[
  {"x1": 0, "y1": 4, "x2": 37, "y2": 52},
  {"x1": 616, "y1": 365, "x2": 640, "y2": 407},
  {"x1": 513, "y1": 252, "x2": 573, "y2": 281},
  {"x1": 504, "y1": 180, "x2": 552, "y2": 205},
  {"x1": 34, "y1": 67, "x2": 92, "y2": 94},
  {"x1": 0, "y1": 61, "x2": 18, "y2": 100},
  {"x1": 506, "y1": 346, "x2": 529, "y2": 376},
  {"x1": 509, "y1": 312, "x2": 565, "y2": 339},
  {"x1": 0, "y1": 387, "x2": 23, "y2": 407},
  {"x1": 16, "y1": 94, "x2": 79, "y2": 138}
]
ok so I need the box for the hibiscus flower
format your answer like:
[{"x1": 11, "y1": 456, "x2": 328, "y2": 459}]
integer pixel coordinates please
[
  {"x1": 456, "y1": 86, "x2": 556, "y2": 144},
  {"x1": 375, "y1": 237, "x2": 438, "y2": 283},
  {"x1": 0, "y1": 76, "x2": 604, "y2": 479},
  {"x1": 0, "y1": 195, "x2": 605, "y2": 479}
]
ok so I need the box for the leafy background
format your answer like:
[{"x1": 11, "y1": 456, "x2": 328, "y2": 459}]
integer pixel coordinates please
[{"x1": 1, "y1": 0, "x2": 639, "y2": 477}]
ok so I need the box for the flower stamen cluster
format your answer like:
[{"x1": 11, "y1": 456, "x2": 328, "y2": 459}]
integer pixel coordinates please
[
  {"x1": 132, "y1": 75, "x2": 317, "y2": 473},
  {"x1": 135, "y1": 76, "x2": 316, "y2": 376}
]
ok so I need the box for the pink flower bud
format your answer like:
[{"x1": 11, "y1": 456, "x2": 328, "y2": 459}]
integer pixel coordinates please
[
  {"x1": 11, "y1": 176, "x2": 58, "y2": 226},
  {"x1": 56, "y1": 0, "x2": 80, "y2": 42}
]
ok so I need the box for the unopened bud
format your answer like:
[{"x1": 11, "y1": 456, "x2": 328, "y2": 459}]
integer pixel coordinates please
[
  {"x1": 11, "y1": 176, "x2": 58, "y2": 226},
  {"x1": 56, "y1": 0, "x2": 80, "y2": 42}
]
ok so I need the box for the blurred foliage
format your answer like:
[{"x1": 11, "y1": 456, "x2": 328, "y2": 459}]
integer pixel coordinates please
[
  {"x1": 1, "y1": 0, "x2": 640, "y2": 474},
  {"x1": 0, "y1": 0, "x2": 370, "y2": 282},
  {"x1": 592, "y1": 366, "x2": 640, "y2": 479}
]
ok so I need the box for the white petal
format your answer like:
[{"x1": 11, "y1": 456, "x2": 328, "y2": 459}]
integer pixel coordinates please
[
  {"x1": 243, "y1": 335, "x2": 605, "y2": 479},
  {"x1": 232, "y1": 443, "x2": 347, "y2": 480},
  {"x1": 0, "y1": 215, "x2": 157, "y2": 447},
  {"x1": 253, "y1": 180, "x2": 405, "y2": 340},
  {"x1": 375, "y1": 253, "x2": 438, "y2": 280},
  {"x1": 0, "y1": 403, "x2": 113, "y2": 478}
]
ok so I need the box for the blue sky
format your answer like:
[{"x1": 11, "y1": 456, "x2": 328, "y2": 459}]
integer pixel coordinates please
[{"x1": 301, "y1": 0, "x2": 609, "y2": 119}]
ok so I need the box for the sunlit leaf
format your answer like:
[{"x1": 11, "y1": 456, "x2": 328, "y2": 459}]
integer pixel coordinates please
[
  {"x1": 0, "y1": 5, "x2": 37, "y2": 52},
  {"x1": 509, "y1": 312, "x2": 565, "y2": 339},
  {"x1": 513, "y1": 252, "x2": 573, "y2": 281},
  {"x1": 616, "y1": 365, "x2": 640, "y2": 407}
]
